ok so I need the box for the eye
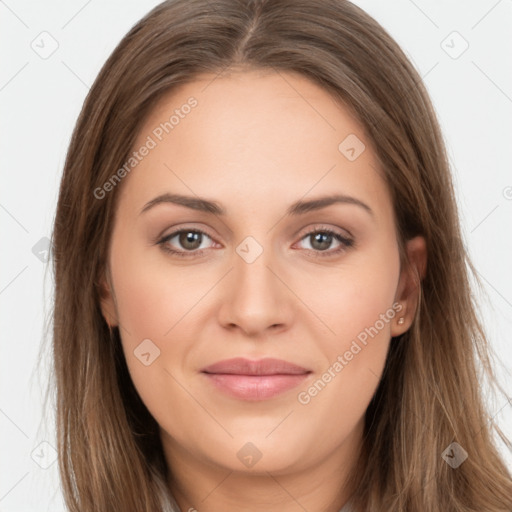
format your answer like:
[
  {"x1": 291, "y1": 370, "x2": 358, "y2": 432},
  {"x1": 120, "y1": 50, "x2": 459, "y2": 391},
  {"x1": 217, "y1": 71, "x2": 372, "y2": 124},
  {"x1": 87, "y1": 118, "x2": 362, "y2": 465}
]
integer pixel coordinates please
[
  {"x1": 295, "y1": 227, "x2": 354, "y2": 257},
  {"x1": 157, "y1": 226, "x2": 354, "y2": 258},
  {"x1": 158, "y1": 228, "x2": 216, "y2": 257}
]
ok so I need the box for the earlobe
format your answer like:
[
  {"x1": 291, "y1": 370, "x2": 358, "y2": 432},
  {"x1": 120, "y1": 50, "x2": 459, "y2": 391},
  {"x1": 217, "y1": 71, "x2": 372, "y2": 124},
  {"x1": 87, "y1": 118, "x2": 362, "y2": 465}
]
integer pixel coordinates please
[
  {"x1": 391, "y1": 236, "x2": 427, "y2": 336},
  {"x1": 98, "y1": 272, "x2": 119, "y2": 328}
]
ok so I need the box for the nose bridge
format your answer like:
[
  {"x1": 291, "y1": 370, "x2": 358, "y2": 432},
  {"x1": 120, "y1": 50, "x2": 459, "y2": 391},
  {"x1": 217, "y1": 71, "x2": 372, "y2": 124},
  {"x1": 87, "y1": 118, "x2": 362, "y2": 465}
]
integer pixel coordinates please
[
  {"x1": 234, "y1": 233, "x2": 281, "y2": 307},
  {"x1": 218, "y1": 233, "x2": 291, "y2": 334}
]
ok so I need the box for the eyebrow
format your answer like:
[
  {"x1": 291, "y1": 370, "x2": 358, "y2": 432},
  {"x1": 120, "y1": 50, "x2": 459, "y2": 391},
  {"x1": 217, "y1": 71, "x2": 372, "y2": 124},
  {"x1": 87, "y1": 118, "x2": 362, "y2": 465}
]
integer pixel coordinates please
[{"x1": 139, "y1": 192, "x2": 374, "y2": 218}]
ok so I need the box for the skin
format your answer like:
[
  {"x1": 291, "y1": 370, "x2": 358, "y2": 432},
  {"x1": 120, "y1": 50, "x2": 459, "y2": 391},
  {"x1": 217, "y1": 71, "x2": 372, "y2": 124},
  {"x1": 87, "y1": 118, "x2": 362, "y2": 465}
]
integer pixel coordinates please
[{"x1": 100, "y1": 67, "x2": 426, "y2": 512}]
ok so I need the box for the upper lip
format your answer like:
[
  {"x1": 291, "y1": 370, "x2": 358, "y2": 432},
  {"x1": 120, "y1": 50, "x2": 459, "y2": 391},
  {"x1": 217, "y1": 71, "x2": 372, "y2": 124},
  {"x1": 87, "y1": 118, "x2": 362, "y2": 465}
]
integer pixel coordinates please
[{"x1": 201, "y1": 357, "x2": 311, "y2": 376}]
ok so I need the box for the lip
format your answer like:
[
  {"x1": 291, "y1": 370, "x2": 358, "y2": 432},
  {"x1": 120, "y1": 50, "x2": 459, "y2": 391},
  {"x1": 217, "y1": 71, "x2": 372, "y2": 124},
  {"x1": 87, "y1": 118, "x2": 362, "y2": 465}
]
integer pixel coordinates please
[{"x1": 201, "y1": 357, "x2": 312, "y2": 401}]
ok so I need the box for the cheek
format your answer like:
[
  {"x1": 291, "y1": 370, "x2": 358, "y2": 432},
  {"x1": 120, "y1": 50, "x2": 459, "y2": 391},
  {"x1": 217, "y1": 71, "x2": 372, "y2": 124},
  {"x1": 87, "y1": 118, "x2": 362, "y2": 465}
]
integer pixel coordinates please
[
  {"x1": 108, "y1": 244, "x2": 197, "y2": 392},
  {"x1": 300, "y1": 247, "x2": 400, "y2": 410},
  {"x1": 114, "y1": 271, "x2": 173, "y2": 344},
  {"x1": 111, "y1": 242, "x2": 209, "y2": 341},
  {"x1": 308, "y1": 252, "x2": 400, "y2": 352},
  {"x1": 110, "y1": 258, "x2": 202, "y2": 435}
]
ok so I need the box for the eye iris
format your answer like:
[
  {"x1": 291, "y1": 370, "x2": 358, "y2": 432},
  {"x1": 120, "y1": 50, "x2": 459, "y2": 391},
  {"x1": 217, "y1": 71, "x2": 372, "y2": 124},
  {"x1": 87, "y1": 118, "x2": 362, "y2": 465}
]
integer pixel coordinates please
[
  {"x1": 179, "y1": 231, "x2": 202, "y2": 250},
  {"x1": 311, "y1": 232, "x2": 332, "y2": 251}
]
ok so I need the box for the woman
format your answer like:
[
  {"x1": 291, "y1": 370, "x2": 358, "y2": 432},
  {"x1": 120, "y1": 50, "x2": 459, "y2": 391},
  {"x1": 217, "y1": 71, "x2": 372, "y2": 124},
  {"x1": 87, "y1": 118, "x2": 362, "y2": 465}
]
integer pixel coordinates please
[{"x1": 51, "y1": 0, "x2": 512, "y2": 510}]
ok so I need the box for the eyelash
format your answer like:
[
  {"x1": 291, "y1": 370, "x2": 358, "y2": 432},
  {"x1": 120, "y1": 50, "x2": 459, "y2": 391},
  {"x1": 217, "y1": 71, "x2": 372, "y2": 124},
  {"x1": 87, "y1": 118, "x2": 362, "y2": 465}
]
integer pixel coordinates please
[{"x1": 157, "y1": 226, "x2": 354, "y2": 259}]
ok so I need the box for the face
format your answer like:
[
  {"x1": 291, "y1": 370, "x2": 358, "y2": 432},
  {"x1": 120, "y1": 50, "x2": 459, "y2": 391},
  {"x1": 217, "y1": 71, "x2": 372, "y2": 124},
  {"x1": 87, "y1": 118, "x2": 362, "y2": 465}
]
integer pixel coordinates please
[{"x1": 100, "y1": 68, "x2": 423, "y2": 479}]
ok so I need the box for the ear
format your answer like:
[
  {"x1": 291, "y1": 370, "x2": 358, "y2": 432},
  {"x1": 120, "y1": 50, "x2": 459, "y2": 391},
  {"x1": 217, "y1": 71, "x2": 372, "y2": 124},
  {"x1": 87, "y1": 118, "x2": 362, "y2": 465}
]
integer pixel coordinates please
[
  {"x1": 391, "y1": 235, "x2": 427, "y2": 336},
  {"x1": 98, "y1": 268, "x2": 119, "y2": 328}
]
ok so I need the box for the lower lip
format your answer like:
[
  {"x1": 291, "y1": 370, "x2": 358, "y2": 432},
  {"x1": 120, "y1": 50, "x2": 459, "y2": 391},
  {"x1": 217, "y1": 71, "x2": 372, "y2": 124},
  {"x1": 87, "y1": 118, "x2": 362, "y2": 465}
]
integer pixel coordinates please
[{"x1": 202, "y1": 373, "x2": 310, "y2": 400}]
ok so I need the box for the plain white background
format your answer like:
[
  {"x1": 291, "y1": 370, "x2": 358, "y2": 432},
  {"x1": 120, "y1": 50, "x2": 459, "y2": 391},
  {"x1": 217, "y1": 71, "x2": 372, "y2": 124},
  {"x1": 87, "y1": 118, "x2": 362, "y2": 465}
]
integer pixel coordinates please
[{"x1": 1, "y1": 0, "x2": 511, "y2": 510}]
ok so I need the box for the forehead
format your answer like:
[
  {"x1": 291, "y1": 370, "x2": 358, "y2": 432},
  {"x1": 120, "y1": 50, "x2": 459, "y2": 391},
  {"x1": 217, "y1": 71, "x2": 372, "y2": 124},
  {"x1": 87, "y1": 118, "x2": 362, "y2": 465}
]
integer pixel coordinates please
[{"x1": 118, "y1": 69, "x2": 392, "y2": 224}]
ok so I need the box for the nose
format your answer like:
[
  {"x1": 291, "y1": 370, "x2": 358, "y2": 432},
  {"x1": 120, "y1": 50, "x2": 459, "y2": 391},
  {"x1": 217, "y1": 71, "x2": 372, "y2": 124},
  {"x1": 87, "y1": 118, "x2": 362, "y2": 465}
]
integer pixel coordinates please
[{"x1": 217, "y1": 241, "x2": 293, "y2": 337}]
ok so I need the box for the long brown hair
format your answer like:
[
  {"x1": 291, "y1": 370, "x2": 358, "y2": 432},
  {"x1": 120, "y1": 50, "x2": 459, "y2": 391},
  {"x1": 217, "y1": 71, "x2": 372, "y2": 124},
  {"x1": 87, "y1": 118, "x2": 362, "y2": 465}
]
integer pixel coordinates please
[{"x1": 50, "y1": 0, "x2": 512, "y2": 510}]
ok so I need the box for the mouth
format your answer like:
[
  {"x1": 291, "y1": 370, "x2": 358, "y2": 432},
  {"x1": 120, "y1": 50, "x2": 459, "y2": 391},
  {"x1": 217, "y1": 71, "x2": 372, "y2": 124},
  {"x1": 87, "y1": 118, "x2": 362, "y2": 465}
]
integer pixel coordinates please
[{"x1": 200, "y1": 357, "x2": 312, "y2": 401}]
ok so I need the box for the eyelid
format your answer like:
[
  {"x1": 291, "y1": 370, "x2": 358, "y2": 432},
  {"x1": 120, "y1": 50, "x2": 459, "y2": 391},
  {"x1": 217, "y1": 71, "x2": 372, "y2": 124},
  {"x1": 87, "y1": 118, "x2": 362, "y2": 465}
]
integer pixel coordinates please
[
  {"x1": 296, "y1": 223, "x2": 353, "y2": 241},
  {"x1": 157, "y1": 225, "x2": 218, "y2": 255},
  {"x1": 156, "y1": 223, "x2": 216, "y2": 243},
  {"x1": 293, "y1": 225, "x2": 354, "y2": 256}
]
